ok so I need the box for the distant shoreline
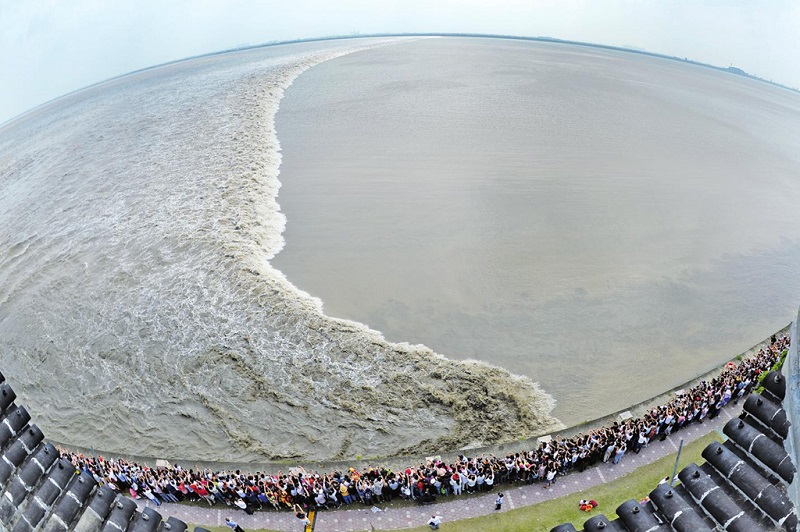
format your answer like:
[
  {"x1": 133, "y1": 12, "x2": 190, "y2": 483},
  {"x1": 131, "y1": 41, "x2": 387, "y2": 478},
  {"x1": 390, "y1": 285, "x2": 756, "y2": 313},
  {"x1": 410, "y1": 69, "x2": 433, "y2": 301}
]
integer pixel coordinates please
[
  {"x1": 220, "y1": 32, "x2": 800, "y2": 95},
  {"x1": 4, "y1": 31, "x2": 796, "y2": 130}
]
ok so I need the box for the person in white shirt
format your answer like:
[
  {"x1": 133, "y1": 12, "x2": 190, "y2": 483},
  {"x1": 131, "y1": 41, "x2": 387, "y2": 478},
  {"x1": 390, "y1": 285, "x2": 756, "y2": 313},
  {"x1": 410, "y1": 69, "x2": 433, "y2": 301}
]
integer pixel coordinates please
[{"x1": 428, "y1": 515, "x2": 443, "y2": 530}]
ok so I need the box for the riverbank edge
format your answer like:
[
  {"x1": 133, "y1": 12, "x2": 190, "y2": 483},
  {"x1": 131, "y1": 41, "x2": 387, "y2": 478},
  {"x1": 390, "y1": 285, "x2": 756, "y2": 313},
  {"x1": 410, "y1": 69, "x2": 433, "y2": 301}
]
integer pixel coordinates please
[{"x1": 49, "y1": 323, "x2": 790, "y2": 473}]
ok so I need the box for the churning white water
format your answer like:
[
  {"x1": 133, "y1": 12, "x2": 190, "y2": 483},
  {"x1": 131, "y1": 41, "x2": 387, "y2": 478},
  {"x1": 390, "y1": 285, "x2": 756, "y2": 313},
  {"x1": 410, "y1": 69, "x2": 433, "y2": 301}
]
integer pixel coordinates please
[{"x1": 0, "y1": 37, "x2": 560, "y2": 462}]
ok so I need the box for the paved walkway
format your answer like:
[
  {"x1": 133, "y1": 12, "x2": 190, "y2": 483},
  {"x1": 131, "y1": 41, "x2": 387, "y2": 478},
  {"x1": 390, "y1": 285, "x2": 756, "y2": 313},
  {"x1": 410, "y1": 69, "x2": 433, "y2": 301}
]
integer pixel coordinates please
[{"x1": 133, "y1": 404, "x2": 741, "y2": 531}]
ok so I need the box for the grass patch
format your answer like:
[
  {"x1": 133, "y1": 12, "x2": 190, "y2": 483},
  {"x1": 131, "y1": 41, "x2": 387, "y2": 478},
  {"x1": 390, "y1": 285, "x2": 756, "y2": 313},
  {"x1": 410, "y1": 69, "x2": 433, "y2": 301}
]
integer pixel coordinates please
[{"x1": 187, "y1": 432, "x2": 720, "y2": 532}]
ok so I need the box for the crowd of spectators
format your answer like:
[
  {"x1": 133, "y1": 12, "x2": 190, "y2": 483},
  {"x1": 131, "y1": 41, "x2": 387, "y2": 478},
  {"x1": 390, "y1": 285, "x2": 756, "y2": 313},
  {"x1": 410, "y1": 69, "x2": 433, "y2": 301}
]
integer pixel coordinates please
[{"x1": 59, "y1": 335, "x2": 789, "y2": 514}]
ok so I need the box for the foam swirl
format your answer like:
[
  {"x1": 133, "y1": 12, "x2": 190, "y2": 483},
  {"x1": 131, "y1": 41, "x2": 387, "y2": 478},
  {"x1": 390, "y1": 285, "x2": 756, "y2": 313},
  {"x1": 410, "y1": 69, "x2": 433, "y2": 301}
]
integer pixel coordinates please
[{"x1": 0, "y1": 37, "x2": 560, "y2": 461}]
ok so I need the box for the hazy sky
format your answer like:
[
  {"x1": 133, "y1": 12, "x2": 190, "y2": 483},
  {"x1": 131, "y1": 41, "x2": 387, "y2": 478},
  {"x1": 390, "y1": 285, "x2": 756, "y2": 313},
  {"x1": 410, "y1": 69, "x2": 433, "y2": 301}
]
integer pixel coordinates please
[{"x1": 2, "y1": 0, "x2": 799, "y2": 124}]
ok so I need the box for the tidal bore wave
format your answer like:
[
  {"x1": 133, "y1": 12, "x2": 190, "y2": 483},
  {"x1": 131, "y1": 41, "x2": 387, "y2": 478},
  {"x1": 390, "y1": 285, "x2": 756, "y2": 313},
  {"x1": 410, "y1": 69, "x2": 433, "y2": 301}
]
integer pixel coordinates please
[{"x1": 0, "y1": 38, "x2": 560, "y2": 461}]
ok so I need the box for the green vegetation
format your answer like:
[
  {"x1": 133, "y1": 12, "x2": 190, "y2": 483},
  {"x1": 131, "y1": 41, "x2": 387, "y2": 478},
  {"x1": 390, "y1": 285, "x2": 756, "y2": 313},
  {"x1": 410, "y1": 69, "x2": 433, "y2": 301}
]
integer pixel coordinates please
[
  {"x1": 754, "y1": 349, "x2": 788, "y2": 394},
  {"x1": 189, "y1": 432, "x2": 720, "y2": 532}
]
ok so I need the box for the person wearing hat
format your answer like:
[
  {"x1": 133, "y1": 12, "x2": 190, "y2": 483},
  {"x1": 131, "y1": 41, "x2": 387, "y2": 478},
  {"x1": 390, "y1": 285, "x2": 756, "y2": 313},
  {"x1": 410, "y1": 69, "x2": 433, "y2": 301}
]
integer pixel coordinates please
[
  {"x1": 427, "y1": 514, "x2": 443, "y2": 529},
  {"x1": 225, "y1": 517, "x2": 245, "y2": 532}
]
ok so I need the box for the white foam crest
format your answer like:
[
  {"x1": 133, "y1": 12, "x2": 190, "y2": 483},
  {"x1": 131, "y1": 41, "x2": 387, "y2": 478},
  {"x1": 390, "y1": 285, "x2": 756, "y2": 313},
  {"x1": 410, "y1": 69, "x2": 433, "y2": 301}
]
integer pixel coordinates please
[{"x1": 0, "y1": 37, "x2": 560, "y2": 461}]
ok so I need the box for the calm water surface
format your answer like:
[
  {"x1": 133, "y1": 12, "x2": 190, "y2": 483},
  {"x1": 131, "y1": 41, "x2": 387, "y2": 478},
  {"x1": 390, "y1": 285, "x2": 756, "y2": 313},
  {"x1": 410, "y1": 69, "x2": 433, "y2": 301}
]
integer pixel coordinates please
[{"x1": 273, "y1": 38, "x2": 800, "y2": 423}]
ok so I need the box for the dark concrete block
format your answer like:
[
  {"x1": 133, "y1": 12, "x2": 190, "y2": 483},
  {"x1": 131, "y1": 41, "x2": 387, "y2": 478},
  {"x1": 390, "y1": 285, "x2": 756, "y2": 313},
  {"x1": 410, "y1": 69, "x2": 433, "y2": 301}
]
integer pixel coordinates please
[
  {"x1": 41, "y1": 471, "x2": 97, "y2": 532},
  {"x1": 73, "y1": 485, "x2": 117, "y2": 532},
  {"x1": 744, "y1": 394, "x2": 789, "y2": 439},
  {"x1": 162, "y1": 516, "x2": 188, "y2": 532},
  {"x1": 615, "y1": 499, "x2": 668, "y2": 532},
  {"x1": 0, "y1": 406, "x2": 30, "y2": 450},
  {"x1": 724, "y1": 418, "x2": 795, "y2": 483},
  {"x1": 703, "y1": 441, "x2": 795, "y2": 529},
  {"x1": 650, "y1": 482, "x2": 714, "y2": 532},
  {"x1": 0, "y1": 442, "x2": 58, "y2": 524},
  {"x1": 15, "y1": 443, "x2": 58, "y2": 494},
  {"x1": 0, "y1": 425, "x2": 45, "y2": 488},
  {"x1": 128, "y1": 506, "x2": 162, "y2": 532},
  {"x1": 582, "y1": 514, "x2": 626, "y2": 531},
  {"x1": 762, "y1": 371, "x2": 786, "y2": 400},
  {"x1": 100, "y1": 495, "x2": 138, "y2": 532},
  {"x1": 0, "y1": 383, "x2": 16, "y2": 415},
  {"x1": 678, "y1": 463, "x2": 762, "y2": 532},
  {"x1": 34, "y1": 457, "x2": 76, "y2": 504}
]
